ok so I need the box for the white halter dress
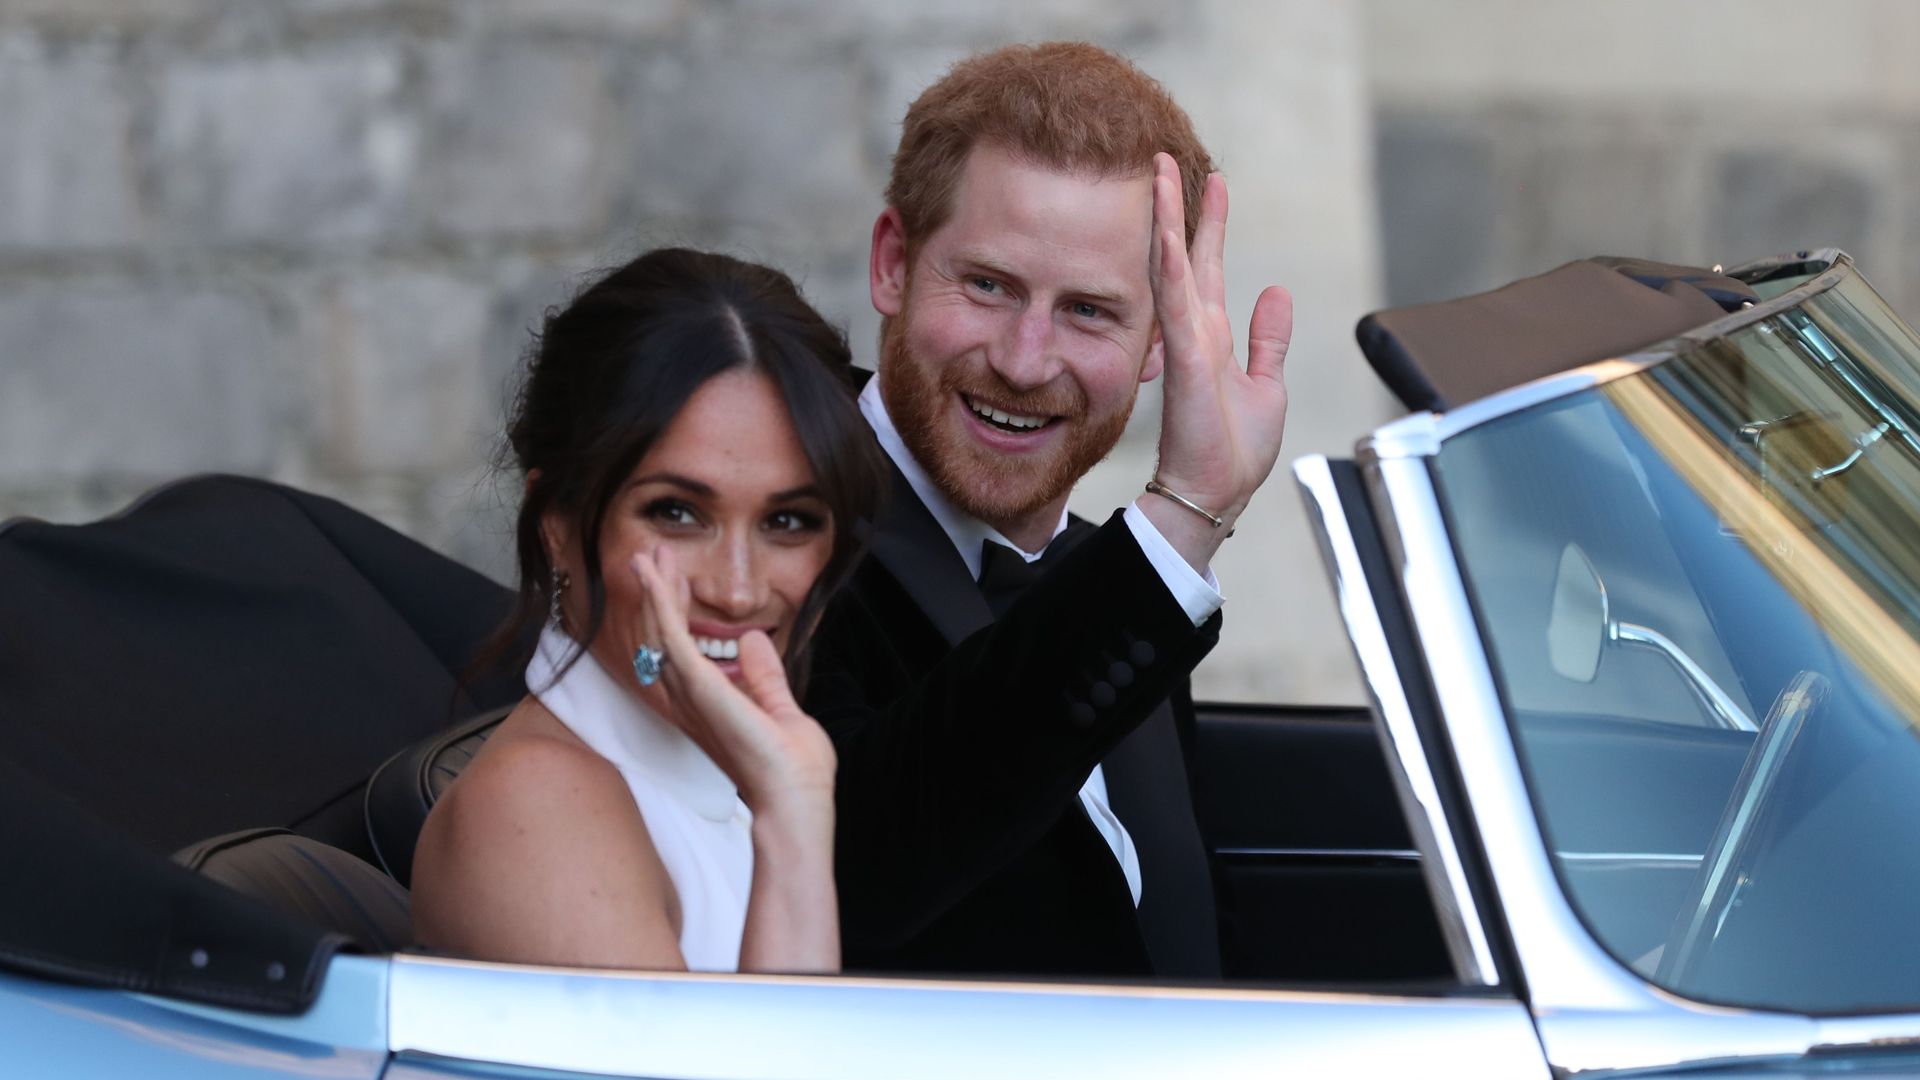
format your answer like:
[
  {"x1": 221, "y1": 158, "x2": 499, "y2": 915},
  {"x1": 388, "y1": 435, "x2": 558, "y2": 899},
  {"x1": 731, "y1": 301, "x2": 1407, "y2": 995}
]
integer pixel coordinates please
[{"x1": 527, "y1": 626, "x2": 753, "y2": 973}]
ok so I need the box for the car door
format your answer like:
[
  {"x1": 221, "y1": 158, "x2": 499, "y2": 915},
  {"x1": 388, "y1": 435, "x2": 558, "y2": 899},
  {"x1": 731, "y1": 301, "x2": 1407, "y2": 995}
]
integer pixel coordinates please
[
  {"x1": 1189, "y1": 701, "x2": 1453, "y2": 983},
  {"x1": 0, "y1": 960, "x2": 388, "y2": 1080},
  {"x1": 377, "y1": 953, "x2": 1546, "y2": 1079},
  {"x1": 1311, "y1": 251, "x2": 1920, "y2": 1073}
]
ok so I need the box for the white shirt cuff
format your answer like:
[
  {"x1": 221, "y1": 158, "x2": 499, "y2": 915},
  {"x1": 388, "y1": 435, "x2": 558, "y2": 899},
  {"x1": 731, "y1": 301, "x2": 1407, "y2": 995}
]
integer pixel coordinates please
[{"x1": 1122, "y1": 500, "x2": 1223, "y2": 627}]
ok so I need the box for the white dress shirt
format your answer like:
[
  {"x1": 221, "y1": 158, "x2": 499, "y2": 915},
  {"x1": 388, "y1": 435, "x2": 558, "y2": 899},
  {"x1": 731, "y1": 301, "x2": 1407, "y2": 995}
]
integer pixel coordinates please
[{"x1": 857, "y1": 378, "x2": 1225, "y2": 908}]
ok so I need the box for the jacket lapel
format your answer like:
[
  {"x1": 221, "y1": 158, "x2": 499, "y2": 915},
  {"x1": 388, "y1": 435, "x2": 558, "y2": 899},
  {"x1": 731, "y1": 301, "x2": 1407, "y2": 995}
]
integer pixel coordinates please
[
  {"x1": 865, "y1": 462, "x2": 993, "y2": 647},
  {"x1": 1101, "y1": 697, "x2": 1221, "y2": 977}
]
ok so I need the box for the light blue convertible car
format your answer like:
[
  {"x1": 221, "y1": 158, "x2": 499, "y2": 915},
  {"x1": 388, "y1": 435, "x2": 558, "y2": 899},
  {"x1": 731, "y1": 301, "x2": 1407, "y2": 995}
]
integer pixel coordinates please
[{"x1": 5, "y1": 249, "x2": 1919, "y2": 1078}]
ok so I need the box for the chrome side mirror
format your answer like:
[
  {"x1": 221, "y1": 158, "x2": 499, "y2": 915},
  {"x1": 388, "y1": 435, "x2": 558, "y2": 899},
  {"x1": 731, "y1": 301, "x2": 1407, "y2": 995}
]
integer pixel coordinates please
[
  {"x1": 1546, "y1": 542, "x2": 1757, "y2": 731},
  {"x1": 1548, "y1": 543, "x2": 1606, "y2": 683}
]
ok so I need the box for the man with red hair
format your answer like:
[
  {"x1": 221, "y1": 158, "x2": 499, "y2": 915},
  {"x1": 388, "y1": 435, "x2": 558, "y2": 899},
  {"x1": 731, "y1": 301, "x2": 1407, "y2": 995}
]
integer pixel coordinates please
[{"x1": 806, "y1": 42, "x2": 1293, "y2": 978}]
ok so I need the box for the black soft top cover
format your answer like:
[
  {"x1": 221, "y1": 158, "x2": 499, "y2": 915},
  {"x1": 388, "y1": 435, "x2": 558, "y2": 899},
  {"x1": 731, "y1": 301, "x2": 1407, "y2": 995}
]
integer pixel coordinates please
[
  {"x1": 1357, "y1": 257, "x2": 1759, "y2": 412},
  {"x1": 0, "y1": 476, "x2": 523, "y2": 1010}
]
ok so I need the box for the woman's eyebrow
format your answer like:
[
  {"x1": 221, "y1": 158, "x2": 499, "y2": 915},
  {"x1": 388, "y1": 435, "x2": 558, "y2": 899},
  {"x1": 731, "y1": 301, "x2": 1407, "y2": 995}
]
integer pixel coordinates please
[
  {"x1": 631, "y1": 475, "x2": 823, "y2": 503},
  {"x1": 628, "y1": 473, "x2": 713, "y2": 496}
]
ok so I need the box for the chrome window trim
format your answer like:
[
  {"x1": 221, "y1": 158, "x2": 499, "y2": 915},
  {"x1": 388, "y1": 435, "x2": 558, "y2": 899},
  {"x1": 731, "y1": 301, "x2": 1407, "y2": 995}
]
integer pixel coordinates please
[
  {"x1": 1814, "y1": 1013, "x2": 1920, "y2": 1053},
  {"x1": 1555, "y1": 852, "x2": 1701, "y2": 869},
  {"x1": 385, "y1": 953, "x2": 1548, "y2": 1079},
  {"x1": 1725, "y1": 248, "x2": 1842, "y2": 281},
  {"x1": 1366, "y1": 360, "x2": 1657, "y2": 462},
  {"x1": 1363, "y1": 250, "x2": 1856, "y2": 465},
  {"x1": 1293, "y1": 455, "x2": 1499, "y2": 986}
]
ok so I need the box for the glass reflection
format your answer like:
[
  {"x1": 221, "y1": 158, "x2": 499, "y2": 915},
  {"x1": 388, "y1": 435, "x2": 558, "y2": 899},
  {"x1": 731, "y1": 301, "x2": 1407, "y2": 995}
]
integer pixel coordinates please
[{"x1": 1436, "y1": 268, "x2": 1920, "y2": 1014}]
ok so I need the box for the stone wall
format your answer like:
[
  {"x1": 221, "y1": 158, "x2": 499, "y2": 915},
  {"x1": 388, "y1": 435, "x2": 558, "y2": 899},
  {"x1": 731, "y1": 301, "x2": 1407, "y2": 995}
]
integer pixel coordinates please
[
  {"x1": 15, "y1": 1, "x2": 1917, "y2": 707},
  {"x1": 1367, "y1": 0, "x2": 1920, "y2": 316},
  {"x1": 0, "y1": 1, "x2": 1390, "y2": 704}
]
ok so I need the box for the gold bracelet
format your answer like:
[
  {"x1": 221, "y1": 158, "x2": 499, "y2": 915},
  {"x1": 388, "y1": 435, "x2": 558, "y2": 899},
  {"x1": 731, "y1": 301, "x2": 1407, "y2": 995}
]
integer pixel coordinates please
[{"x1": 1144, "y1": 479, "x2": 1233, "y2": 536}]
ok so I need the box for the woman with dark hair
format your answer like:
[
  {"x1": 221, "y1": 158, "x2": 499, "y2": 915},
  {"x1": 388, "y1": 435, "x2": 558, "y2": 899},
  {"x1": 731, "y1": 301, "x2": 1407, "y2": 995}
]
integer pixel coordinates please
[{"x1": 411, "y1": 248, "x2": 886, "y2": 974}]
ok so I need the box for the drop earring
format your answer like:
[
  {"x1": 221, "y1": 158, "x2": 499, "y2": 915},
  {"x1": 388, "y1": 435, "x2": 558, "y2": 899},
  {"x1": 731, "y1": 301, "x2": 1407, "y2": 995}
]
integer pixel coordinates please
[{"x1": 548, "y1": 567, "x2": 571, "y2": 629}]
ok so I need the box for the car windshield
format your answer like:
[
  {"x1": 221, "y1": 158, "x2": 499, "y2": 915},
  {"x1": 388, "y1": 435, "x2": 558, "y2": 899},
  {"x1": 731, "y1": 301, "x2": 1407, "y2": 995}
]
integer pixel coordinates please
[{"x1": 1434, "y1": 263, "x2": 1920, "y2": 1015}]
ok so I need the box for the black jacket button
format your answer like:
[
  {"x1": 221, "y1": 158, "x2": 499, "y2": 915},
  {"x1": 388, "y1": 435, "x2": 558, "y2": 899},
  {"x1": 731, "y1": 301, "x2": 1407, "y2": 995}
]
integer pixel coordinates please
[
  {"x1": 1129, "y1": 640, "x2": 1156, "y2": 666},
  {"x1": 1068, "y1": 701, "x2": 1097, "y2": 728},
  {"x1": 1108, "y1": 660, "x2": 1135, "y2": 688},
  {"x1": 1089, "y1": 680, "x2": 1116, "y2": 708}
]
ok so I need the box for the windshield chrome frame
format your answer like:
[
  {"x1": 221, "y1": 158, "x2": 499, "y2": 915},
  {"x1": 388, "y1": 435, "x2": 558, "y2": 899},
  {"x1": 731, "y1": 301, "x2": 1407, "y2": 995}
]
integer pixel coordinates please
[
  {"x1": 1318, "y1": 249, "x2": 1920, "y2": 1074},
  {"x1": 1294, "y1": 455, "x2": 1500, "y2": 987},
  {"x1": 1365, "y1": 250, "x2": 1855, "y2": 463},
  {"x1": 1358, "y1": 454, "x2": 1820, "y2": 1071}
]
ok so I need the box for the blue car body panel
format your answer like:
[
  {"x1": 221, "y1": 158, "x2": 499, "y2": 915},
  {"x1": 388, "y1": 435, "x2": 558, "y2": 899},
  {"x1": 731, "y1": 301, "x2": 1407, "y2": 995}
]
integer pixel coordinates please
[{"x1": 3, "y1": 956, "x2": 388, "y2": 1079}]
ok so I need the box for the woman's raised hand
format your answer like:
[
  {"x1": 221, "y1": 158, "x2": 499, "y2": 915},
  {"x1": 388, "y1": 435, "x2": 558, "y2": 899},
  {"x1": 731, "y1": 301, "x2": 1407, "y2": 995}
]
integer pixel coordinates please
[{"x1": 627, "y1": 547, "x2": 836, "y2": 812}]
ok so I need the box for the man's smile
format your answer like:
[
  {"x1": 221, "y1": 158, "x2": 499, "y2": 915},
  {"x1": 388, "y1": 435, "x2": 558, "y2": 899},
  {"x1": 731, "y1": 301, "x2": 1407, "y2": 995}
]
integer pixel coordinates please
[{"x1": 962, "y1": 393, "x2": 1058, "y2": 434}]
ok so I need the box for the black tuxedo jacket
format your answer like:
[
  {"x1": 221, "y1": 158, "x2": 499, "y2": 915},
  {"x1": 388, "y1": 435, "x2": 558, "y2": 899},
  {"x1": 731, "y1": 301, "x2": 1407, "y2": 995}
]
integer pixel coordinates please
[{"x1": 805, "y1": 463, "x2": 1223, "y2": 977}]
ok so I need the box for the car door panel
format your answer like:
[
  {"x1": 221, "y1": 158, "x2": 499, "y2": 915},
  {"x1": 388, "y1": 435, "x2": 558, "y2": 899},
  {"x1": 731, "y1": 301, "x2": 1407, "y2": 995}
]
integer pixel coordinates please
[
  {"x1": 386, "y1": 955, "x2": 1548, "y2": 1080},
  {"x1": 1190, "y1": 703, "x2": 1453, "y2": 983},
  {"x1": 0, "y1": 968, "x2": 386, "y2": 1080}
]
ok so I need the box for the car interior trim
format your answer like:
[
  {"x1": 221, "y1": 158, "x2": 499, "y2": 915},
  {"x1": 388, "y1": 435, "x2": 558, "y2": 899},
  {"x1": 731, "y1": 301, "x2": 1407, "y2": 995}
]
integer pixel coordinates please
[
  {"x1": 1294, "y1": 454, "x2": 1500, "y2": 987},
  {"x1": 1552, "y1": 852, "x2": 1701, "y2": 868},
  {"x1": 1214, "y1": 847, "x2": 1420, "y2": 861}
]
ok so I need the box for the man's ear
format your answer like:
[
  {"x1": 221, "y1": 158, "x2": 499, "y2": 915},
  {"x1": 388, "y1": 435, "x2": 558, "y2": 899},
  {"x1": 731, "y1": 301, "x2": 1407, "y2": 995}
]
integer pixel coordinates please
[
  {"x1": 1141, "y1": 326, "x2": 1166, "y2": 384},
  {"x1": 870, "y1": 207, "x2": 908, "y2": 318}
]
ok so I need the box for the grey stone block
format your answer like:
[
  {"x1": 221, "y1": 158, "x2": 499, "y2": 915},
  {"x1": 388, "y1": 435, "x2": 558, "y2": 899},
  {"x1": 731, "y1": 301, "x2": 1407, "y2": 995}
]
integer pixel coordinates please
[
  {"x1": 420, "y1": 42, "x2": 622, "y2": 240},
  {"x1": 621, "y1": 41, "x2": 872, "y2": 243},
  {"x1": 299, "y1": 270, "x2": 492, "y2": 474},
  {"x1": 1709, "y1": 149, "x2": 1879, "y2": 271},
  {"x1": 721, "y1": 0, "x2": 1169, "y2": 41},
  {"x1": 1, "y1": 0, "x2": 220, "y2": 30},
  {"x1": 482, "y1": 250, "x2": 607, "y2": 416},
  {"x1": 0, "y1": 34, "x2": 143, "y2": 249},
  {"x1": 456, "y1": 0, "x2": 685, "y2": 36},
  {"x1": 1374, "y1": 113, "x2": 1498, "y2": 306},
  {"x1": 792, "y1": 248, "x2": 880, "y2": 366},
  {"x1": 0, "y1": 282, "x2": 280, "y2": 482},
  {"x1": 419, "y1": 463, "x2": 519, "y2": 585},
  {"x1": 1504, "y1": 115, "x2": 1702, "y2": 273},
  {"x1": 863, "y1": 43, "x2": 970, "y2": 179},
  {"x1": 151, "y1": 47, "x2": 417, "y2": 245}
]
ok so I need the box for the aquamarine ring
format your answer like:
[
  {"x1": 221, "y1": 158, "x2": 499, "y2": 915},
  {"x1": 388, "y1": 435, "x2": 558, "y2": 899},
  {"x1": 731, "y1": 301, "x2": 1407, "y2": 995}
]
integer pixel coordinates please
[{"x1": 632, "y1": 644, "x2": 667, "y2": 686}]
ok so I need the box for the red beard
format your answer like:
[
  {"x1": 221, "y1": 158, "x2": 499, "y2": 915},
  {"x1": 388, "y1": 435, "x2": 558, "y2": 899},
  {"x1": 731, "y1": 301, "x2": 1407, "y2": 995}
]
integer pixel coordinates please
[{"x1": 876, "y1": 310, "x2": 1135, "y2": 534}]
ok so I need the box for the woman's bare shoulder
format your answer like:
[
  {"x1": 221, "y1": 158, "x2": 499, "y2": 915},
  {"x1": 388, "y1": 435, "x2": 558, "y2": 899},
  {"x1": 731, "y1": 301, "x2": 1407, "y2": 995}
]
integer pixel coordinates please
[
  {"x1": 435, "y1": 702, "x2": 607, "y2": 808},
  {"x1": 412, "y1": 698, "x2": 683, "y2": 966},
  {"x1": 421, "y1": 699, "x2": 642, "y2": 865}
]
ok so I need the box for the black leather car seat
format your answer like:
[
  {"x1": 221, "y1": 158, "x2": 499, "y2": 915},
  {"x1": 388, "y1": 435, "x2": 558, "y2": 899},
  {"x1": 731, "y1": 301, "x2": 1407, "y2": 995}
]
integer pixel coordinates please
[
  {"x1": 174, "y1": 828, "x2": 411, "y2": 952},
  {"x1": 364, "y1": 705, "x2": 512, "y2": 888}
]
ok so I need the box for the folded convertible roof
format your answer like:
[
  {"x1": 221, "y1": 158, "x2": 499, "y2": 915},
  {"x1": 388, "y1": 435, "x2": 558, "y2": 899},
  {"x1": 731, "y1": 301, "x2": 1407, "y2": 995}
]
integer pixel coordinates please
[
  {"x1": 1356, "y1": 256, "x2": 1761, "y2": 413},
  {"x1": 0, "y1": 475, "x2": 525, "y2": 1011}
]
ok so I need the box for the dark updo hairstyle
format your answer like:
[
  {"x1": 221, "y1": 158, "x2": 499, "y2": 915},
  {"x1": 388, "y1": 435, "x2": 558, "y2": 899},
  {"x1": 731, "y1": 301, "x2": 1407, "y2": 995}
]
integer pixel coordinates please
[{"x1": 481, "y1": 247, "x2": 886, "y2": 690}]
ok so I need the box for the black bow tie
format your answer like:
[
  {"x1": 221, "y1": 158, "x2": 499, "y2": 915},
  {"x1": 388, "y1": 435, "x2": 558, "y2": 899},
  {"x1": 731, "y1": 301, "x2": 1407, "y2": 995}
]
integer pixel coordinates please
[
  {"x1": 978, "y1": 540, "x2": 1050, "y2": 618},
  {"x1": 977, "y1": 520, "x2": 1095, "y2": 618}
]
